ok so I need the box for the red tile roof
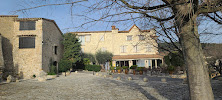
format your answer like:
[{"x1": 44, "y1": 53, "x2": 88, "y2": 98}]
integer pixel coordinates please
[
  {"x1": 71, "y1": 25, "x2": 151, "y2": 34},
  {"x1": 112, "y1": 54, "x2": 164, "y2": 60}
]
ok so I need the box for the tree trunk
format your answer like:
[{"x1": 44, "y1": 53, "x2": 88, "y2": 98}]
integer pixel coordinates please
[{"x1": 179, "y1": 15, "x2": 214, "y2": 100}]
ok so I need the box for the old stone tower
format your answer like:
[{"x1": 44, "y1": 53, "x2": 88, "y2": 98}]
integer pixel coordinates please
[{"x1": 0, "y1": 15, "x2": 63, "y2": 79}]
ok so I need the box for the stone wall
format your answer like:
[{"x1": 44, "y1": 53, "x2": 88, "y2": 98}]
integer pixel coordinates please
[
  {"x1": 74, "y1": 25, "x2": 158, "y2": 55},
  {"x1": 0, "y1": 35, "x2": 4, "y2": 81},
  {"x1": 0, "y1": 16, "x2": 17, "y2": 79},
  {"x1": 42, "y1": 20, "x2": 63, "y2": 73},
  {"x1": 13, "y1": 19, "x2": 43, "y2": 79}
]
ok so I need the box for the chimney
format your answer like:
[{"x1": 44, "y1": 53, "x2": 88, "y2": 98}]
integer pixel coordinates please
[
  {"x1": 111, "y1": 26, "x2": 116, "y2": 30},
  {"x1": 111, "y1": 25, "x2": 119, "y2": 33}
]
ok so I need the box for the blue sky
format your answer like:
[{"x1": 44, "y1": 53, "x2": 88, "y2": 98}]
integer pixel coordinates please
[{"x1": 0, "y1": 0, "x2": 221, "y2": 43}]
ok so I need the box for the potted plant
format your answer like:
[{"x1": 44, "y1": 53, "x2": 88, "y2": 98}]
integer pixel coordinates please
[
  {"x1": 116, "y1": 66, "x2": 122, "y2": 73},
  {"x1": 122, "y1": 66, "x2": 129, "y2": 74},
  {"x1": 137, "y1": 67, "x2": 144, "y2": 75},
  {"x1": 143, "y1": 68, "x2": 148, "y2": 74},
  {"x1": 168, "y1": 65, "x2": 175, "y2": 74},
  {"x1": 110, "y1": 66, "x2": 115, "y2": 73},
  {"x1": 130, "y1": 65, "x2": 137, "y2": 75}
]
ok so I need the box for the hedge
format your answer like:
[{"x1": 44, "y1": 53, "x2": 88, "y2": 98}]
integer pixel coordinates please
[{"x1": 85, "y1": 65, "x2": 101, "y2": 72}]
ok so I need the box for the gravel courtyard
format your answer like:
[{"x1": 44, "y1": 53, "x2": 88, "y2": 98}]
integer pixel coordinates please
[{"x1": 0, "y1": 72, "x2": 222, "y2": 100}]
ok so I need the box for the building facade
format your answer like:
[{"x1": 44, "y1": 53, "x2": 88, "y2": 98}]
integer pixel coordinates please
[
  {"x1": 0, "y1": 15, "x2": 63, "y2": 79},
  {"x1": 73, "y1": 25, "x2": 163, "y2": 69}
]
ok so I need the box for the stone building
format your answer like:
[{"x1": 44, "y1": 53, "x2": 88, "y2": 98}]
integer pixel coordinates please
[
  {"x1": 72, "y1": 25, "x2": 163, "y2": 69},
  {"x1": 0, "y1": 15, "x2": 63, "y2": 79}
]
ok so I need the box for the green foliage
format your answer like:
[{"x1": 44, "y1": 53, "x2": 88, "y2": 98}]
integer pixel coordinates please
[
  {"x1": 95, "y1": 50, "x2": 113, "y2": 64},
  {"x1": 164, "y1": 51, "x2": 184, "y2": 67},
  {"x1": 122, "y1": 66, "x2": 129, "y2": 69},
  {"x1": 48, "y1": 65, "x2": 56, "y2": 75},
  {"x1": 136, "y1": 67, "x2": 144, "y2": 71},
  {"x1": 167, "y1": 65, "x2": 175, "y2": 71},
  {"x1": 83, "y1": 58, "x2": 90, "y2": 65},
  {"x1": 130, "y1": 65, "x2": 138, "y2": 69},
  {"x1": 109, "y1": 61, "x2": 113, "y2": 67},
  {"x1": 115, "y1": 66, "x2": 122, "y2": 70},
  {"x1": 110, "y1": 66, "x2": 115, "y2": 70},
  {"x1": 85, "y1": 65, "x2": 101, "y2": 72},
  {"x1": 82, "y1": 53, "x2": 96, "y2": 64},
  {"x1": 58, "y1": 59, "x2": 72, "y2": 72},
  {"x1": 62, "y1": 33, "x2": 82, "y2": 64}
]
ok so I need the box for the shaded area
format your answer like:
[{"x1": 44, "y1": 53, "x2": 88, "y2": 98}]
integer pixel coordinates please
[{"x1": 2, "y1": 36, "x2": 15, "y2": 79}]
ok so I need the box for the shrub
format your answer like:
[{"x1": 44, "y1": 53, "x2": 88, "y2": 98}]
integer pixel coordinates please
[
  {"x1": 82, "y1": 53, "x2": 96, "y2": 64},
  {"x1": 164, "y1": 51, "x2": 184, "y2": 68},
  {"x1": 110, "y1": 66, "x2": 115, "y2": 70},
  {"x1": 116, "y1": 66, "x2": 122, "y2": 70},
  {"x1": 122, "y1": 66, "x2": 129, "y2": 69},
  {"x1": 85, "y1": 65, "x2": 101, "y2": 72},
  {"x1": 136, "y1": 67, "x2": 145, "y2": 71},
  {"x1": 83, "y1": 58, "x2": 91, "y2": 65},
  {"x1": 167, "y1": 65, "x2": 175, "y2": 71},
  {"x1": 58, "y1": 59, "x2": 72, "y2": 72},
  {"x1": 48, "y1": 65, "x2": 56, "y2": 75},
  {"x1": 130, "y1": 65, "x2": 138, "y2": 69}
]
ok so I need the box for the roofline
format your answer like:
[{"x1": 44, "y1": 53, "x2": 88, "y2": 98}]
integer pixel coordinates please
[
  {"x1": 71, "y1": 25, "x2": 151, "y2": 34},
  {"x1": 16, "y1": 18, "x2": 63, "y2": 35},
  {"x1": 0, "y1": 15, "x2": 18, "y2": 17}
]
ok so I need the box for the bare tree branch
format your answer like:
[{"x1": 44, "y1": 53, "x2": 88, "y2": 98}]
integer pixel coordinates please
[
  {"x1": 199, "y1": 0, "x2": 222, "y2": 14},
  {"x1": 13, "y1": 0, "x2": 88, "y2": 13}
]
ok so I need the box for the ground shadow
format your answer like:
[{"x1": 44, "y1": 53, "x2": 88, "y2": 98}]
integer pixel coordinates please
[{"x1": 99, "y1": 77, "x2": 159, "y2": 100}]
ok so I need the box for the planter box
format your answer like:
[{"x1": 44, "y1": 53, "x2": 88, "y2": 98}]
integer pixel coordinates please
[
  {"x1": 62, "y1": 72, "x2": 70, "y2": 76},
  {"x1": 47, "y1": 75, "x2": 56, "y2": 79}
]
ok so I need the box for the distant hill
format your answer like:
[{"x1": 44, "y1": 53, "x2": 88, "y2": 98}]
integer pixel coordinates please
[{"x1": 158, "y1": 42, "x2": 222, "y2": 58}]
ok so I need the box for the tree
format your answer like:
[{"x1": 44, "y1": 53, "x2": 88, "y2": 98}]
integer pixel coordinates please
[
  {"x1": 15, "y1": 0, "x2": 222, "y2": 99},
  {"x1": 164, "y1": 51, "x2": 185, "y2": 72},
  {"x1": 95, "y1": 50, "x2": 113, "y2": 65},
  {"x1": 62, "y1": 33, "x2": 82, "y2": 66},
  {"x1": 164, "y1": 51, "x2": 184, "y2": 67},
  {"x1": 82, "y1": 53, "x2": 96, "y2": 64},
  {"x1": 103, "y1": 1, "x2": 220, "y2": 99},
  {"x1": 58, "y1": 59, "x2": 72, "y2": 72}
]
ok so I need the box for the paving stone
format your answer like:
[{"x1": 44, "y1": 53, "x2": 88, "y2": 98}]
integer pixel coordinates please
[
  {"x1": 143, "y1": 78, "x2": 148, "y2": 82},
  {"x1": 0, "y1": 72, "x2": 221, "y2": 100}
]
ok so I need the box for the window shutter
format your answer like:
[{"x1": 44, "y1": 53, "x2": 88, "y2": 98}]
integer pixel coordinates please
[
  {"x1": 19, "y1": 37, "x2": 35, "y2": 48},
  {"x1": 19, "y1": 21, "x2": 36, "y2": 30}
]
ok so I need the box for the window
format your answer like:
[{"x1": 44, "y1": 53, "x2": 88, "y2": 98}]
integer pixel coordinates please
[
  {"x1": 120, "y1": 45, "x2": 127, "y2": 53},
  {"x1": 19, "y1": 21, "x2": 36, "y2": 30},
  {"x1": 19, "y1": 36, "x2": 35, "y2": 48},
  {"x1": 78, "y1": 36, "x2": 85, "y2": 45},
  {"x1": 54, "y1": 46, "x2": 57, "y2": 55},
  {"x1": 85, "y1": 35, "x2": 91, "y2": 42},
  {"x1": 101, "y1": 47, "x2": 107, "y2": 52},
  {"x1": 146, "y1": 44, "x2": 153, "y2": 52},
  {"x1": 138, "y1": 35, "x2": 145, "y2": 40},
  {"x1": 100, "y1": 35, "x2": 104, "y2": 41},
  {"x1": 133, "y1": 45, "x2": 139, "y2": 52},
  {"x1": 127, "y1": 35, "x2": 132, "y2": 41}
]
